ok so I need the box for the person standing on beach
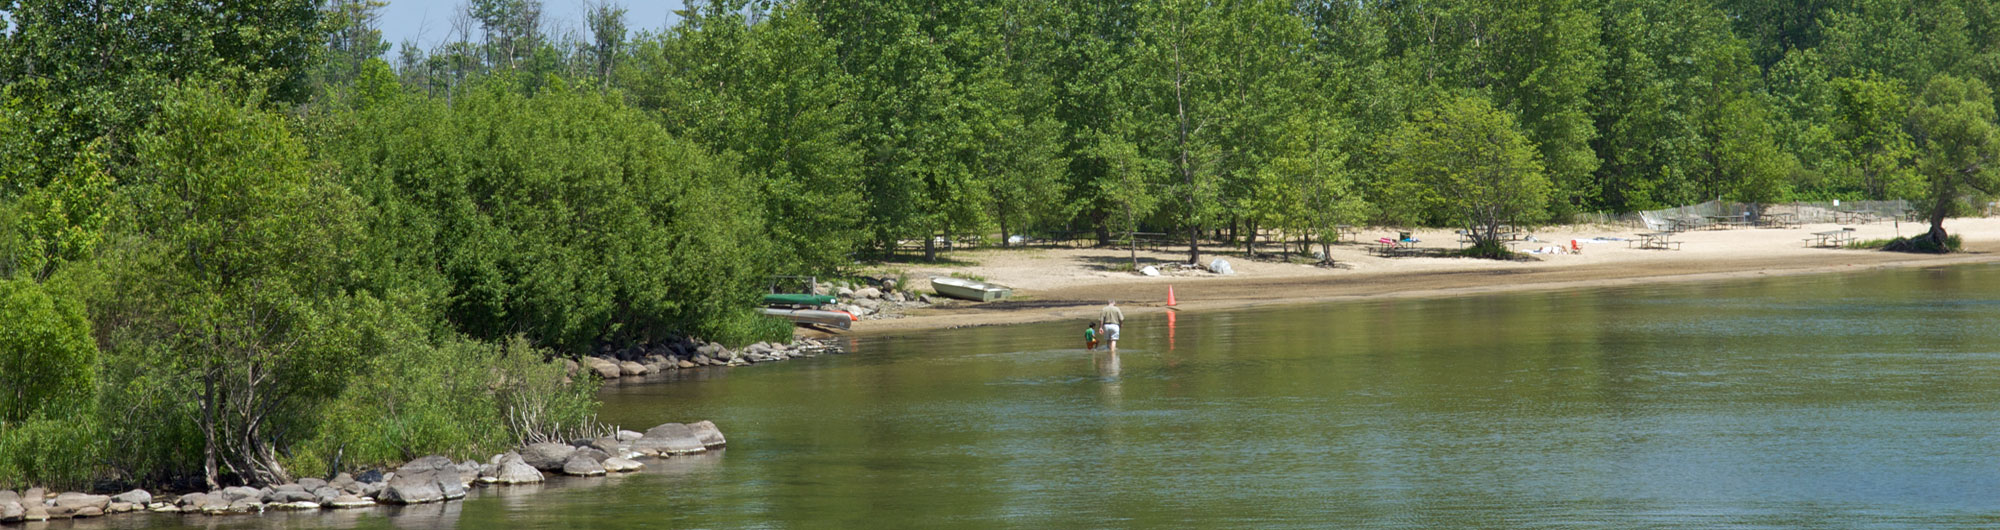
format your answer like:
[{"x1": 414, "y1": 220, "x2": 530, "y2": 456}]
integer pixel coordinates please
[{"x1": 1100, "y1": 300, "x2": 1125, "y2": 353}]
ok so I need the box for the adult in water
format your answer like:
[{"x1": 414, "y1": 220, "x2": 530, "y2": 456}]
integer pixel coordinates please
[{"x1": 1100, "y1": 300, "x2": 1125, "y2": 353}]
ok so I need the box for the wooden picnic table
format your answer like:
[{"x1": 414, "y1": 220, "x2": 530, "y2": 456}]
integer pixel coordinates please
[
  {"x1": 1804, "y1": 229, "x2": 1856, "y2": 248},
  {"x1": 1629, "y1": 232, "x2": 1682, "y2": 250}
]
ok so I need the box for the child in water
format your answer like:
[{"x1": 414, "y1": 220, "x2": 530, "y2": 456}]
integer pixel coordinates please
[{"x1": 1084, "y1": 322, "x2": 1100, "y2": 351}]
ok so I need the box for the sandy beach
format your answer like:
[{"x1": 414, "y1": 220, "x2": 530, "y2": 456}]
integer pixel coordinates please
[{"x1": 843, "y1": 217, "x2": 2000, "y2": 336}]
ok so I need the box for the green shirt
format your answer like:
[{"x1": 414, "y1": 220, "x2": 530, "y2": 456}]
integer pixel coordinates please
[
  {"x1": 1085, "y1": 327, "x2": 1097, "y2": 340},
  {"x1": 1100, "y1": 305, "x2": 1124, "y2": 326}
]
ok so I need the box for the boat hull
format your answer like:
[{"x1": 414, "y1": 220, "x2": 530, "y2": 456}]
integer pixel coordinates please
[{"x1": 931, "y1": 277, "x2": 1013, "y2": 302}]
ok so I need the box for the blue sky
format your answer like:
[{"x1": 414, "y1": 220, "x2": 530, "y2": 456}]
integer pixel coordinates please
[{"x1": 380, "y1": 0, "x2": 682, "y2": 53}]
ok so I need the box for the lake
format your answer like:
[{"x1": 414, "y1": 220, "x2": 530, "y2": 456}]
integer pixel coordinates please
[{"x1": 85, "y1": 264, "x2": 2000, "y2": 528}]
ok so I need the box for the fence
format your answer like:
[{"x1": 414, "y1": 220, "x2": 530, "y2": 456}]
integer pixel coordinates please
[{"x1": 1575, "y1": 200, "x2": 1914, "y2": 231}]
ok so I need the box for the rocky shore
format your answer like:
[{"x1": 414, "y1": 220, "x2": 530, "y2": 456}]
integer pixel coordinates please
[
  {"x1": 0, "y1": 421, "x2": 726, "y2": 523},
  {"x1": 574, "y1": 336, "x2": 846, "y2": 381}
]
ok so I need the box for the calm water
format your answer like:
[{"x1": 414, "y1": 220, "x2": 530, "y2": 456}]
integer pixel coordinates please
[{"x1": 84, "y1": 264, "x2": 2000, "y2": 528}]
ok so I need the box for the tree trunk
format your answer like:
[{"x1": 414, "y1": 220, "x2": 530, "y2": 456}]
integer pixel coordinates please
[
  {"x1": 202, "y1": 368, "x2": 220, "y2": 490},
  {"x1": 923, "y1": 236, "x2": 937, "y2": 262}
]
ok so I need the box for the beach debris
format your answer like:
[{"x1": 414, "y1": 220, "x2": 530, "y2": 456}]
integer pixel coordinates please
[
  {"x1": 1140, "y1": 265, "x2": 1160, "y2": 276},
  {"x1": 1207, "y1": 258, "x2": 1234, "y2": 275}
]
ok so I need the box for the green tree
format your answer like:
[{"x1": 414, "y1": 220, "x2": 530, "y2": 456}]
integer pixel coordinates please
[
  {"x1": 1905, "y1": 75, "x2": 2000, "y2": 249},
  {"x1": 0, "y1": 279, "x2": 97, "y2": 423},
  {"x1": 111, "y1": 83, "x2": 366, "y2": 487},
  {"x1": 1381, "y1": 94, "x2": 1550, "y2": 255},
  {"x1": 1830, "y1": 74, "x2": 1919, "y2": 199}
]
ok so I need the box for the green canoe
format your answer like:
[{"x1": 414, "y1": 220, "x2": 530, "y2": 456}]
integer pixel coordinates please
[{"x1": 762, "y1": 293, "x2": 836, "y2": 307}]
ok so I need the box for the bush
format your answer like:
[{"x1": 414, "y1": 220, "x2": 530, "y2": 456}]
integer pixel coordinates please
[
  {"x1": 0, "y1": 279, "x2": 98, "y2": 423},
  {"x1": 0, "y1": 414, "x2": 102, "y2": 489},
  {"x1": 1880, "y1": 234, "x2": 1962, "y2": 253}
]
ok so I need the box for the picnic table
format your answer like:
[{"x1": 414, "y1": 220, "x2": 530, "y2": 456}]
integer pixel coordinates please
[
  {"x1": 1334, "y1": 225, "x2": 1361, "y2": 242},
  {"x1": 1757, "y1": 213, "x2": 1801, "y2": 229},
  {"x1": 1629, "y1": 232, "x2": 1682, "y2": 250},
  {"x1": 1668, "y1": 216, "x2": 1707, "y2": 232},
  {"x1": 1804, "y1": 229, "x2": 1856, "y2": 248}
]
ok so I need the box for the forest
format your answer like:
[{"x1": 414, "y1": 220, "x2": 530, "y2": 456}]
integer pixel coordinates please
[{"x1": 2, "y1": 0, "x2": 1997, "y2": 489}]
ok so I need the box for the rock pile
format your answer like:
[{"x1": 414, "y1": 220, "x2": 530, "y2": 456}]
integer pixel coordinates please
[
  {"x1": 0, "y1": 421, "x2": 727, "y2": 523},
  {"x1": 577, "y1": 337, "x2": 844, "y2": 381},
  {"x1": 818, "y1": 277, "x2": 941, "y2": 320}
]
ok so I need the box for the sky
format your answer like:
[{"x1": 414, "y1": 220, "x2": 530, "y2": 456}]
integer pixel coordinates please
[{"x1": 379, "y1": 0, "x2": 683, "y2": 53}]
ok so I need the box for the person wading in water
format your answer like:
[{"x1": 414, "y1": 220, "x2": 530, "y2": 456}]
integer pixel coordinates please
[{"x1": 1100, "y1": 300, "x2": 1125, "y2": 354}]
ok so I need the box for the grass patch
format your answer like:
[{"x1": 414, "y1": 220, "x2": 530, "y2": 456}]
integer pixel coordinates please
[
  {"x1": 1846, "y1": 238, "x2": 1895, "y2": 250},
  {"x1": 1880, "y1": 234, "x2": 1962, "y2": 253}
]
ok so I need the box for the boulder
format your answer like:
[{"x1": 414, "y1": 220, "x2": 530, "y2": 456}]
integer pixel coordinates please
[
  {"x1": 197, "y1": 494, "x2": 233, "y2": 514},
  {"x1": 561, "y1": 455, "x2": 606, "y2": 476},
  {"x1": 221, "y1": 486, "x2": 263, "y2": 503},
  {"x1": 174, "y1": 493, "x2": 207, "y2": 509},
  {"x1": 615, "y1": 430, "x2": 644, "y2": 442},
  {"x1": 21, "y1": 503, "x2": 47, "y2": 522},
  {"x1": 602, "y1": 457, "x2": 645, "y2": 473},
  {"x1": 223, "y1": 500, "x2": 263, "y2": 514},
  {"x1": 402, "y1": 454, "x2": 454, "y2": 472},
  {"x1": 572, "y1": 446, "x2": 611, "y2": 464},
  {"x1": 690, "y1": 420, "x2": 728, "y2": 448},
  {"x1": 1, "y1": 497, "x2": 21, "y2": 523},
  {"x1": 150, "y1": 503, "x2": 179, "y2": 513},
  {"x1": 313, "y1": 486, "x2": 341, "y2": 505},
  {"x1": 377, "y1": 470, "x2": 445, "y2": 504},
  {"x1": 852, "y1": 287, "x2": 882, "y2": 299},
  {"x1": 45, "y1": 505, "x2": 74, "y2": 519},
  {"x1": 619, "y1": 361, "x2": 649, "y2": 376},
  {"x1": 834, "y1": 286, "x2": 854, "y2": 298},
  {"x1": 75, "y1": 505, "x2": 104, "y2": 518},
  {"x1": 265, "y1": 484, "x2": 316, "y2": 503},
  {"x1": 489, "y1": 460, "x2": 544, "y2": 485},
  {"x1": 588, "y1": 358, "x2": 622, "y2": 379},
  {"x1": 634, "y1": 422, "x2": 708, "y2": 455},
  {"x1": 272, "y1": 501, "x2": 321, "y2": 511},
  {"x1": 330, "y1": 472, "x2": 361, "y2": 493},
  {"x1": 111, "y1": 489, "x2": 152, "y2": 505},
  {"x1": 107, "y1": 501, "x2": 135, "y2": 514},
  {"x1": 890, "y1": 291, "x2": 908, "y2": 303},
  {"x1": 677, "y1": 360, "x2": 697, "y2": 369},
  {"x1": 520, "y1": 442, "x2": 577, "y2": 471},
  {"x1": 455, "y1": 460, "x2": 482, "y2": 486},
  {"x1": 327, "y1": 495, "x2": 375, "y2": 509},
  {"x1": 297, "y1": 477, "x2": 328, "y2": 490}
]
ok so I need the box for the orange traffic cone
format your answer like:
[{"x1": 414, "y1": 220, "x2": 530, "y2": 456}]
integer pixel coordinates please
[{"x1": 1167, "y1": 285, "x2": 1180, "y2": 310}]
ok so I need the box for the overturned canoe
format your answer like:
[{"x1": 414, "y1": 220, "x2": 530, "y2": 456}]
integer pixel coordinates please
[
  {"x1": 930, "y1": 276, "x2": 1013, "y2": 302},
  {"x1": 762, "y1": 293, "x2": 836, "y2": 307},
  {"x1": 759, "y1": 307, "x2": 854, "y2": 330}
]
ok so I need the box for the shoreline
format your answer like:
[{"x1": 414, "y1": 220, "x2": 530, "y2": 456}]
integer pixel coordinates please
[{"x1": 841, "y1": 222, "x2": 2000, "y2": 337}]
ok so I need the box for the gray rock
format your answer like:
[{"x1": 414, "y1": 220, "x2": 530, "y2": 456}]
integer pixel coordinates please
[
  {"x1": 45, "y1": 505, "x2": 74, "y2": 519},
  {"x1": 615, "y1": 430, "x2": 644, "y2": 441},
  {"x1": 890, "y1": 291, "x2": 907, "y2": 303},
  {"x1": 852, "y1": 287, "x2": 882, "y2": 299},
  {"x1": 266, "y1": 484, "x2": 316, "y2": 503},
  {"x1": 634, "y1": 422, "x2": 708, "y2": 455},
  {"x1": 110, "y1": 489, "x2": 151, "y2": 505},
  {"x1": 1, "y1": 497, "x2": 21, "y2": 523},
  {"x1": 587, "y1": 358, "x2": 622, "y2": 379},
  {"x1": 520, "y1": 442, "x2": 577, "y2": 471},
  {"x1": 107, "y1": 501, "x2": 135, "y2": 514},
  {"x1": 297, "y1": 477, "x2": 328, "y2": 490},
  {"x1": 330, "y1": 473, "x2": 361, "y2": 493},
  {"x1": 328, "y1": 494, "x2": 375, "y2": 509},
  {"x1": 313, "y1": 486, "x2": 341, "y2": 504},
  {"x1": 834, "y1": 286, "x2": 855, "y2": 298},
  {"x1": 378, "y1": 470, "x2": 445, "y2": 504},
  {"x1": 619, "y1": 361, "x2": 649, "y2": 376},
  {"x1": 272, "y1": 501, "x2": 321, "y2": 511},
  {"x1": 222, "y1": 486, "x2": 263, "y2": 502},
  {"x1": 149, "y1": 503, "x2": 179, "y2": 513},
  {"x1": 455, "y1": 460, "x2": 482, "y2": 486},
  {"x1": 74, "y1": 505, "x2": 104, "y2": 518},
  {"x1": 21, "y1": 503, "x2": 47, "y2": 522},
  {"x1": 561, "y1": 455, "x2": 606, "y2": 476},
  {"x1": 602, "y1": 457, "x2": 644, "y2": 472},
  {"x1": 677, "y1": 359, "x2": 697, "y2": 369},
  {"x1": 690, "y1": 420, "x2": 728, "y2": 448},
  {"x1": 223, "y1": 500, "x2": 263, "y2": 514},
  {"x1": 174, "y1": 493, "x2": 208, "y2": 509},
  {"x1": 490, "y1": 460, "x2": 544, "y2": 484},
  {"x1": 402, "y1": 454, "x2": 455, "y2": 472},
  {"x1": 572, "y1": 446, "x2": 611, "y2": 463}
]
